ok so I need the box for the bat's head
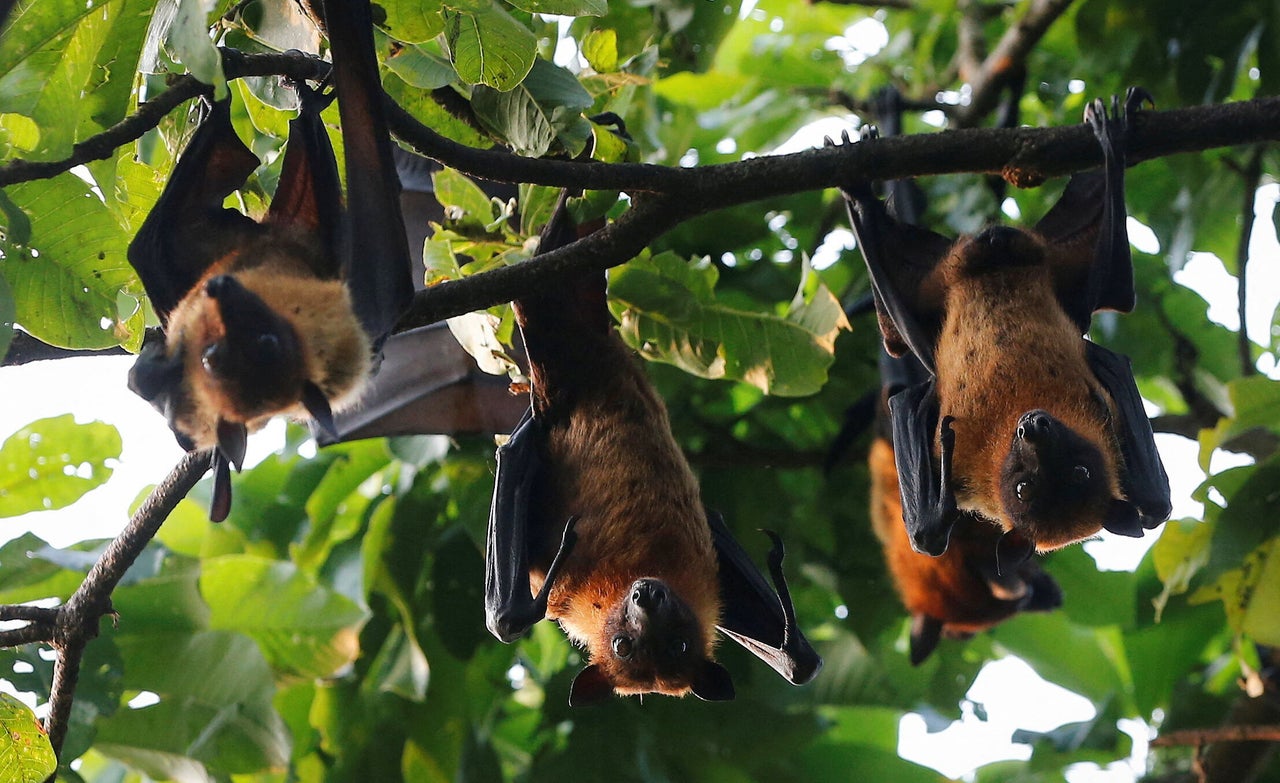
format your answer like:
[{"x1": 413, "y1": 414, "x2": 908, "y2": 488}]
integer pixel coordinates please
[
  {"x1": 569, "y1": 578, "x2": 733, "y2": 706},
  {"x1": 131, "y1": 274, "x2": 335, "y2": 451},
  {"x1": 952, "y1": 226, "x2": 1046, "y2": 275},
  {"x1": 998, "y1": 409, "x2": 1128, "y2": 549}
]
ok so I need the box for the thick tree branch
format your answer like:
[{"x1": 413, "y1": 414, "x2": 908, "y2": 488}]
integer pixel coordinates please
[{"x1": 397, "y1": 97, "x2": 1280, "y2": 326}]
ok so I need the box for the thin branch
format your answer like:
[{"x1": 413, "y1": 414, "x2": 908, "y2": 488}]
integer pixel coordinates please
[
  {"x1": 0, "y1": 605, "x2": 57, "y2": 623},
  {"x1": 0, "y1": 51, "x2": 332, "y2": 188},
  {"x1": 1236, "y1": 145, "x2": 1265, "y2": 377},
  {"x1": 43, "y1": 450, "x2": 209, "y2": 758},
  {"x1": 954, "y1": 0, "x2": 1076, "y2": 127},
  {"x1": 1152, "y1": 724, "x2": 1280, "y2": 746},
  {"x1": 0, "y1": 625, "x2": 54, "y2": 648}
]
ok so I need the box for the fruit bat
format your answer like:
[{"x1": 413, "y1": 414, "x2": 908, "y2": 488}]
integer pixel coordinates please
[
  {"x1": 485, "y1": 194, "x2": 822, "y2": 705},
  {"x1": 126, "y1": 0, "x2": 413, "y2": 521},
  {"x1": 871, "y1": 349, "x2": 1061, "y2": 665},
  {"x1": 838, "y1": 87, "x2": 1171, "y2": 555}
]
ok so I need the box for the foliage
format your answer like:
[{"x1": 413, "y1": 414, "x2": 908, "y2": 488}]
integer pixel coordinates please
[{"x1": 0, "y1": 0, "x2": 1278, "y2": 781}]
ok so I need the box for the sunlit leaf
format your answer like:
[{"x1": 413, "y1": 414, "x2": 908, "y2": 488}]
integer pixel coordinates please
[
  {"x1": 0, "y1": 415, "x2": 121, "y2": 517},
  {"x1": 0, "y1": 692, "x2": 56, "y2": 783}
]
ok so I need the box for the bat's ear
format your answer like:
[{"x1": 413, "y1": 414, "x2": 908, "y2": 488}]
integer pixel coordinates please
[
  {"x1": 568, "y1": 664, "x2": 614, "y2": 707},
  {"x1": 690, "y1": 660, "x2": 735, "y2": 702},
  {"x1": 909, "y1": 614, "x2": 943, "y2": 666},
  {"x1": 1102, "y1": 499, "x2": 1144, "y2": 538}
]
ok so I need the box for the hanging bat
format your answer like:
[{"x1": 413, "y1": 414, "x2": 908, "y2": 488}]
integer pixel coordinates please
[
  {"x1": 486, "y1": 194, "x2": 822, "y2": 705},
  {"x1": 126, "y1": 0, "x2": 413, "y2": 521},
  {"x1": 838, "y1": 87, "x2": 1171, "y2": 555},
  {"x1": 870, "y1": 349, "x2": 1061, "y2": 664}
]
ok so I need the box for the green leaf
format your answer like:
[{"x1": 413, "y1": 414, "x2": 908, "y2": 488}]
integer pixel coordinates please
[
  {"x1": 580, "y1": 28, "x2": 618, "y2": 72},
  {"x1": 383, "y1": 70, "x2": 490, "y2": 148},
  {"x1": 385, "y1": 43, "x2": 457, "y2": 89},
  {"x1": 0, "y1": 174, "x2": 136, "y2": 348},
  {"x1": 97, "y1": 632, "x2": 289, "y2": 776},
  {"x1": 0, "y1": 692, "x2": 56, "y2": 783},
  {"x1": 165, "y1": 0, "x2": 226, "y2": 96},
  {"x1": 0, "y1": 415, "x2": 121, "y2": 516},
  {"x1": 200, "y1": 555, "x2": 369, "y2": 678},
  {"x1": 433, "y1": 169, "x2": 497, "y2": 220},
  {"x1": 442, "y1": 0, "x2": 537, "y2": 90},
  {"x1": 609, "y1": 253, "x2": 850, "y2": 396},
  {"x1": 379, "y1": 0, "x2": 445, "y2": 43},
  {"x1": 502, "y1": 0, "x2": 606, "y2": 18},
  {"x1": 472, "y1": 58, "x2": 594, "y2": 157}
]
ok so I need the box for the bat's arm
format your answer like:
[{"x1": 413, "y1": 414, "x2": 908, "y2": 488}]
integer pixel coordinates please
[{"x1": 889, "y1": 380, "x2": 960, "y2": 556}]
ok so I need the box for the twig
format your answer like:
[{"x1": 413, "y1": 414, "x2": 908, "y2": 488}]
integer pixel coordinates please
[
  {"x1": 1151, "y1": 724, "x2": 1280, "y2": 746},
  {"x1": 1235, "y1": 145, "x2": 1265, "y2": 377}
]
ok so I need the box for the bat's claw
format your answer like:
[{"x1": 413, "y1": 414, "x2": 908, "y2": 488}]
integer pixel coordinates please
[{"x1": 858, "y1": 125, "x2": 878, "y2": 142}]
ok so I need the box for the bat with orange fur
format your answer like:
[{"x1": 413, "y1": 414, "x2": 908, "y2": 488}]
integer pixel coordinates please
[
  {"x1": 870, "y1": 351, "x2": 1061, "y2": 664},
  {"x1": 485, "y1": 194, "x2": 822, "y2": 705},
  {"x1": 126, "y1": 0, "x2": 412, "y2": 520},
  {"x1": 838, "y1": 88, "x2": 1171, "y2": 556}
]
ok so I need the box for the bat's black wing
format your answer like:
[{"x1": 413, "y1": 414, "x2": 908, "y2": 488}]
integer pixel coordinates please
[
  {"x1": 316, "y1": 323, "x2": 528, "y2": 444},
  {"x1": 485, "y1": 408, "x2": 577, "y2": 641},
  {"x1": 705, "y1": 510, "x2": 822, "y2": 685},
  {"x1": 127, "y1": 99, "x2": 261, "y2": 324},
  {"x1": 887, "y1": 378, "x2": 959, "y2": 556},
  {"x1": 1085, "y1": 341, "x2": 1171, "y2": 529},
  {"x1": 323, "y1": 0, "x2": 415, "y2": 349},
  {"x1": 839, "y1": 177, "x2": 952, "y2": 374},
  {"x1": 265, "y1": 85, "x2": 344, "y2": 280},
  {"x1": 1038, "y1": 89, "x2": 1152, "y2": 333}
]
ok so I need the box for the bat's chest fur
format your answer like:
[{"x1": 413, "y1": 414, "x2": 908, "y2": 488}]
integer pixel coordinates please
[
  {"x1": 934, "y1": 273, "x2": 1102, "y2": 519},
  {"x1": 530, "y1": 360, "x2": 721, "y2": 655}
]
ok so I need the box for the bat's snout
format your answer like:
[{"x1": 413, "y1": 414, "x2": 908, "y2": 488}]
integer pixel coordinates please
[
  {"x1": 1015, "y1": 410, "x2": 1059, "y2": 445},
  {"x1": 630, "y1": 578, "x2": 669, "y2": 610}
]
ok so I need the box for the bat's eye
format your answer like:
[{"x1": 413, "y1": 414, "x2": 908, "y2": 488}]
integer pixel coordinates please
[
  {"x1": 201, "y1": 344, "x2": 223, "y2": 372},
  {"x1": 612, "y1": 637, "x2": 633, "y2": 659},
  {"x1": 1072, "y1": 465, "x2": 1091, "y2": 484},
  {"x1": 669, "y1": 639, "x2": 689, "y2": 657},
  {"x1": 1015, "y1": 480, "x2": 1036, "y2": 502}
]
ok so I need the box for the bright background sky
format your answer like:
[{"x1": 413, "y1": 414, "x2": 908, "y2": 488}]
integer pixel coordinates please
[{"x1": 3, "y1": 12, "x2": 1277, "y2": 780}]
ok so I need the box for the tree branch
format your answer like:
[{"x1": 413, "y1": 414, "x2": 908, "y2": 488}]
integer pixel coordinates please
[
  {"x1": 1152, "y1": 724, "x2": 1280, "y2": 747},
  {"x1": 954, "y1": 0, "x2": 1076, "y2": 127},
  {"x1": 42, "y1": 450, "x2": 209, "y2": 759},
  {"x1": 0, "y1": 51, "x2": 332, "y2": 188},
  {"x1": 397, "y1": 97, "x2": 1280, "y2": 326}
]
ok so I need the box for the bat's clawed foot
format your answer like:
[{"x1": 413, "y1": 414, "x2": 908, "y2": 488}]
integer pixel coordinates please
[{"x1": 1084, "y1": 86, "x2": 1152, "y2": 148}]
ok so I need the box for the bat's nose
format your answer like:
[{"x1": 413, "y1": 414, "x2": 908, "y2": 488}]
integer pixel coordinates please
[
  {"x1": 631, "y1": 579, "x2": 668, "y2": 609},
  {"x1": 1015, "y1": 410, "x2": 1055, "y2": 443}
]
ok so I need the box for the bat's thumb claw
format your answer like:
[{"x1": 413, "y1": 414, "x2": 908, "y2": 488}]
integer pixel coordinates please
[{"x1": 302, "y1": 382, "x2": 338, "y2": 439}]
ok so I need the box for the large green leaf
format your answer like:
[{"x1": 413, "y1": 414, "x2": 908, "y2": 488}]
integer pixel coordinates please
[
  {"x1": 97, "y1": 631, "x2": 288, "y2": 777},
  {"x1": 609, "y1": 253, "x2": 850, "y2": 396},
  {"x1": 0, "y1": 415, "x2": 121, "y2": 516},
  {"x1": 442, "y1": 0, "x2": 536, "y2": 90},
  {"x1": 200, "y1": 555, "x2": 369, "y2": 678},
  {"x1": 472, "y1": 58, "x2": 594, "y2": 157},
  {"x1": 0, "y1": 174, "x2": 136, "y2": 348},
  {"x1": 379, "y1": 0, "x2": 445, "y2": 43}
]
